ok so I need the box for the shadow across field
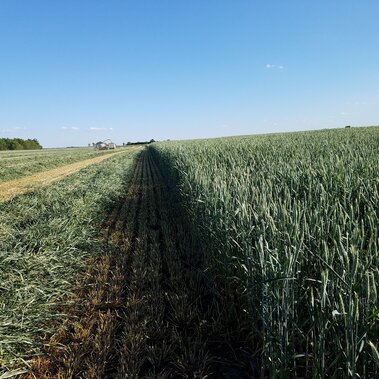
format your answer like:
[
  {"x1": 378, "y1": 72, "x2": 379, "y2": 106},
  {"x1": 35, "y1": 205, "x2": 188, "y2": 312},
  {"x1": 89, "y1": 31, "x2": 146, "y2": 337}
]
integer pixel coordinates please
[{"x1": 23, "y1": 149, "x2": 255, "y2": 378}]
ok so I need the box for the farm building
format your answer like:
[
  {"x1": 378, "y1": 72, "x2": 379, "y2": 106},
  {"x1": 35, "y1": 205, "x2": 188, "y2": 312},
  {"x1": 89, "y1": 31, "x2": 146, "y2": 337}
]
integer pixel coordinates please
[{"x1": 95, "y1": 139, "x2": 117, "y2": 150}]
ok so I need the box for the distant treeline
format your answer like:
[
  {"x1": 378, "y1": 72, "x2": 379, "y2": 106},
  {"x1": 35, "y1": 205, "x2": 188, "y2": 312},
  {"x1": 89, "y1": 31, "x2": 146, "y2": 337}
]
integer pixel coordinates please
[
  {"x1": 0, "y1": 138, "x2": 42, "y2": 150},
  {"x1": 125, "y1": 139, "x2": 155, "y2": 146}
]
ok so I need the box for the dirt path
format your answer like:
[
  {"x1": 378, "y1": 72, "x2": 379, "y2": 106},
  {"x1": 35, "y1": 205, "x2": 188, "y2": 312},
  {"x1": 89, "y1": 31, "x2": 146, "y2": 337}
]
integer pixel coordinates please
[
  {"x1": 0, "y1": 150, "x2": 134, "y2": 203},
  {"x1": 22, "y1": 149, "x2": 252, "y2": 378}
]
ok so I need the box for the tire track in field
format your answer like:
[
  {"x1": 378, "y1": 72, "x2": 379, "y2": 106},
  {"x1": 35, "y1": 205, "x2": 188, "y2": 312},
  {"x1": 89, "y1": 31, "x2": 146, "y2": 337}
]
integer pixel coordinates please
[
  {"x1": 0, "y1": 149, "x2": 139, "y2": 203},
  {"x1": 22, "y1": 149, "x2": 252, "y2": 378}
]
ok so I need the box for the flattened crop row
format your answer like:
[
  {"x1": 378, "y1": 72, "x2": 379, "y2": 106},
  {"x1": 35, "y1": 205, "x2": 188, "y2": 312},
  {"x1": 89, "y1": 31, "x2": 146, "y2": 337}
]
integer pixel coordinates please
[{"x1": 0, "y1": 149, "x2": 140, "y2": 375}]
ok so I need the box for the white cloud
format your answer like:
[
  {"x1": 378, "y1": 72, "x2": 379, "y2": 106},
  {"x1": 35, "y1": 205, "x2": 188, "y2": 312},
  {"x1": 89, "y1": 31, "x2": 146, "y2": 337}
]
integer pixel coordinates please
[
  {"x1": 0, "y1": 127, "x2": 27, "y2": 133},
  {"x1": 61, "y1": 126, "x2": 80, "y2": 130},
  {"x1": 88, "y1": 127, "x2": 113, "y2": 131},
  {"x1": 266, "y1": 64, "x2": 284, "y2": 69}
]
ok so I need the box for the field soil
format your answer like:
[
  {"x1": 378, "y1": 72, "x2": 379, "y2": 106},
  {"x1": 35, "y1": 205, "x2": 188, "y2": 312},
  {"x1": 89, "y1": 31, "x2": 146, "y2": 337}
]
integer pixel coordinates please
[
  {"x1": 22, "y1": 149, "x2": 252, "y2": 378},
  {"x1": 0, "y1": 150, "x2": 129, "y2": 203}
]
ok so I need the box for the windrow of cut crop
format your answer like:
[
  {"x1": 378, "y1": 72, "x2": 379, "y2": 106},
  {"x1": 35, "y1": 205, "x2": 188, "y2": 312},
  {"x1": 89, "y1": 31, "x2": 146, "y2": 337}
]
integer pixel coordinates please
[
  {"x1": 0, "y1": 149, "x2": 140, "y2": 376},
  {"x1": 149, "y1": 127, "x2": 379, "y2": 378}
]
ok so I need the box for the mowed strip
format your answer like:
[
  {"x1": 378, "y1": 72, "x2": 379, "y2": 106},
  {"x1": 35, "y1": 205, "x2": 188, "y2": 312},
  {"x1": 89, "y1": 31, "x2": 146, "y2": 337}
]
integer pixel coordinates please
[{"x1": 0, "y1": 149, "x2": 135, "y2": 202}]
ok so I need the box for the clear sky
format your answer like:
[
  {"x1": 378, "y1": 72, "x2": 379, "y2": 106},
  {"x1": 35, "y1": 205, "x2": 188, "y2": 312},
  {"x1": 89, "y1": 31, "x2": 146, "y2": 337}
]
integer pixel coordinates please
[{"x1": 0, "y1": 0, "x2": 378, "y2": 147}]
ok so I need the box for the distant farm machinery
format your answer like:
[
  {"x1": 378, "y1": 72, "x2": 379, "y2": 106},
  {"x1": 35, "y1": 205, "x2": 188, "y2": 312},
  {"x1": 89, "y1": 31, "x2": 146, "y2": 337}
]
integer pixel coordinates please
[{"x1": 95, "y1": 139, "x2": 117, "y2": 150}]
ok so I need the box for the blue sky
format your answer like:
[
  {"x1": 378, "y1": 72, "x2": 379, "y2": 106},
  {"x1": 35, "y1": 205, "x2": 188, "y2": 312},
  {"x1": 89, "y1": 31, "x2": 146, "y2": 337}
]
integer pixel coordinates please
[{"x1": 0, "y1": 0, "x2": 378, "y2": 147}]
